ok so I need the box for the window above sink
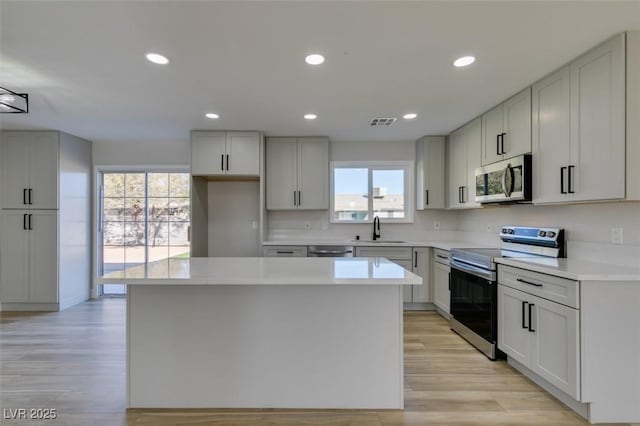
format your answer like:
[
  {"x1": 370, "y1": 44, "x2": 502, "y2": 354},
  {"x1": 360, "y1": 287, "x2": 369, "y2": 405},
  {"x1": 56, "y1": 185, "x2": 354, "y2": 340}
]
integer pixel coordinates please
[{"x1": 330, "y1": 161, "x2": 414, "y2": 224}]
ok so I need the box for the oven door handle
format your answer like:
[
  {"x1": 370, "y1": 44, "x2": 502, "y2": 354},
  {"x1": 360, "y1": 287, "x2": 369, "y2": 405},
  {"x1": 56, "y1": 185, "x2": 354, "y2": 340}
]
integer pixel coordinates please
[{"x1": 450, "y1": 259, "x2": 496, "y2": 282}]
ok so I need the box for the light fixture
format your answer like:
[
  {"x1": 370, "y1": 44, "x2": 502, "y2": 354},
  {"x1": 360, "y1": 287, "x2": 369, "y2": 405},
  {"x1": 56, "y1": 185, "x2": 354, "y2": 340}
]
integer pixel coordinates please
[
  {"x1": 453, "y1": 56, "x2": 476, "y2": 67},
  {"x1": 146, "y1": 52, "x2": 170, "y2": 65},
  {"x1": 0, "y1": 87, "x2": 28, "y2": 113},
  {"x1": 205, "y1": 113, "x2": 219, "y2": 119},
  {"x1": 305, "y1": 54, "x2": 325, "y2": 65},
  {"x1": 304, "y1": 113, "x2": 317, "y2": 120},
  {"x1": 403, "y1": 113, "x2": 417, "y2": 120}
]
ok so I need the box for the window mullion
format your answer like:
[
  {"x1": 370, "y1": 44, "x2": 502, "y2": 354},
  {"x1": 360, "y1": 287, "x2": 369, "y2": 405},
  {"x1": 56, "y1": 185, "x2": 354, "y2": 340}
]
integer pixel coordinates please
[{"x1": 368, "y1": 168, "x2": 373, "y2": 222}]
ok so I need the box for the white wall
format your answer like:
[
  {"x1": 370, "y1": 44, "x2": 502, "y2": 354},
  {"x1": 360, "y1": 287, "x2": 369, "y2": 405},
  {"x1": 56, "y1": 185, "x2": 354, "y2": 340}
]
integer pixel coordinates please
[
  {"x1": 92, "y1": 140, "x2": 190, "y2": 166},
  {"x1": 267, "y1": 140, "x2": 459, "y2": 242},
  {"x1": 208, "y1": 181, "x2": 260, "y2": 256},
  {"x1": 457, "y1": 201, "x2": 640, "y2": 265}
]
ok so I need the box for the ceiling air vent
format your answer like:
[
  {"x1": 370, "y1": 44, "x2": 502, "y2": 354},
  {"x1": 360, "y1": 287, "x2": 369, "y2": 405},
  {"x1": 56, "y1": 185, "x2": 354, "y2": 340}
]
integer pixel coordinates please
[{"x1": 369, "y1": 117, "x2": 397, "y2": 127}]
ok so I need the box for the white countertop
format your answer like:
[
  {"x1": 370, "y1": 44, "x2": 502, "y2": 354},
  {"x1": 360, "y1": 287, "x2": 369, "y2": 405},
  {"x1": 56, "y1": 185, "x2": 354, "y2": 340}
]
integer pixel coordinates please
[
  {"x1": 262, "y1": 239, "x2": 490, "y2": 251},
  {"x1": 100, "y1": 257, "x2": 423, "y2": 286},
  {"x1": 495, "y1": 258, "x2": 640, "y2": 281}
]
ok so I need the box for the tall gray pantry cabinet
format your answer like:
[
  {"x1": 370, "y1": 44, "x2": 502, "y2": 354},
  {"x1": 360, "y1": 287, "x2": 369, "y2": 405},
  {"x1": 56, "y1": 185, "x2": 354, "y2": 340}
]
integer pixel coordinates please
[{"x1": 0, "y1": 131, "x2": 92, "y2": 311}]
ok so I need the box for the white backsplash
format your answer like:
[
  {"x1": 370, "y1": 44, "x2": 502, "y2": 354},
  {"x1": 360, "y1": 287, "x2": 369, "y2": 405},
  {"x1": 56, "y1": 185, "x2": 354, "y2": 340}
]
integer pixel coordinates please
[
  {"x1": 457, "y1": 201, "x2": 640, "y2": 266},
  {"x1": 267, "y1": 201, "x2": 640, "y2": 266},
  {"x1": 267, "y1": 209, "x2": 460, "y2": 242}
]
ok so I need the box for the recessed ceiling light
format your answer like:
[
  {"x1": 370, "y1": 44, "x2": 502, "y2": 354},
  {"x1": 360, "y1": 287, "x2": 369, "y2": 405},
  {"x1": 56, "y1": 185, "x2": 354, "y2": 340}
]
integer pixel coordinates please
[
  {"x1": 205, "y1": 113, "x2": 219, "y2": 119},
  {"x1": 146, "y1": 53, "x2": 170, "y2": 65},
  {"x1": 305, "y1": 54, "x2": 325, "y2": 65},
  {"x1": 453, "y1": 56, "x2": 476, "y2": 67},
  {"x1": 304, "y1": 113, "x2": 317, "y2": 120},
  {"x1": 403, "y1": 113, "x2": 417, "y2": 120}
]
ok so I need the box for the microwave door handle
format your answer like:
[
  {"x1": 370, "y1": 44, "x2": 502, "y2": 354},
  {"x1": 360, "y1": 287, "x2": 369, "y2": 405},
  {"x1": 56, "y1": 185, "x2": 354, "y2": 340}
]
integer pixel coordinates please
[{"x1": 501, "y1": 163, "x2": 512, "y2": 197}]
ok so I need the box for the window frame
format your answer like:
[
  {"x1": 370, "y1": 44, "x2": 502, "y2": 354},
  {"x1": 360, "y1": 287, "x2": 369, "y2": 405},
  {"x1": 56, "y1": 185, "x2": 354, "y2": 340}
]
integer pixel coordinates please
[{"x1": 329, "y1": 161, "x2": 414, "y2": 224}]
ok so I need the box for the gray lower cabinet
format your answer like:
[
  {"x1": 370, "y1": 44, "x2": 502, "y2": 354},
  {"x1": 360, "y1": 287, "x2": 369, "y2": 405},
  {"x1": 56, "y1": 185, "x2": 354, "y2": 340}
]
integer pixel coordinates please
[
  {"x1": 432, "y1": 249, "x2": 450, "y2": 316},
  {"x1": 355, "y1": 246, "x2": 430, "y2": 309},
  {"x1": 498, "y1": 266, "x2": 580, "y2": 400}
]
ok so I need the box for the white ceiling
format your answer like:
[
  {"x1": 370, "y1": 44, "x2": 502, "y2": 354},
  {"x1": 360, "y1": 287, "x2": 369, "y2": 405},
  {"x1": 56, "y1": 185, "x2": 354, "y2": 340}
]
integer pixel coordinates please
[{"x1": 1, "y1": 1, "x2": 640, "y2": 144}]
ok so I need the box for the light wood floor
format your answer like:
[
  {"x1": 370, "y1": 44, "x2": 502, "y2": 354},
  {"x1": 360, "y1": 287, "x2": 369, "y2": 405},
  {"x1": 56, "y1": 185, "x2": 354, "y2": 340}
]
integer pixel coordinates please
[{"x1": 0, "y1": 299, "x2": 628, "y2": 425}]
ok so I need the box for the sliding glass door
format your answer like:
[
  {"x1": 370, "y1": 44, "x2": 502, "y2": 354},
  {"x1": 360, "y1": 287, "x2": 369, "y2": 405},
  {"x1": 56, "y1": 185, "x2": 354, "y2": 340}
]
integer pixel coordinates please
[{"x1": 99, "y1": 171, "x2": 190, "y2": 295}]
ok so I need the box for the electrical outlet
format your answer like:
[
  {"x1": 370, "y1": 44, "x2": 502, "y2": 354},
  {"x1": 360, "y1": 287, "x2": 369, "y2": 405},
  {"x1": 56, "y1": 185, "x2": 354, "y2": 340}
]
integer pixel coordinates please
[
  {"x1": 611, "y1": 227, "x2": 624, "y2": 245},
  {"x1": 486, "y1": 224, "x2": 492, "y2": 233},
  {"x1": 304, "y1": 222, "x2": 311, "y2": 230},
  {"x1": 433, "y1": 221, "x2": 441, "y2": 230}
]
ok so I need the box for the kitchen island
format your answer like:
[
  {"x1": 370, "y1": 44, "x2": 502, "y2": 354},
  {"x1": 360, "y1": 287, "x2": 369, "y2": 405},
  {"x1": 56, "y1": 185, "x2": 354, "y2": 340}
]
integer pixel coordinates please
[{"x1": 101, "y1": 257, "x2": 421, "y2": 409}]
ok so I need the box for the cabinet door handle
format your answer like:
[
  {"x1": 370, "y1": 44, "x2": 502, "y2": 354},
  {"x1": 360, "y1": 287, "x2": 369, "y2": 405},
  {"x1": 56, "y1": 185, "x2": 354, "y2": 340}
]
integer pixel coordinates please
[
  {"x1": 425, "y1": 189, "x2": 429, "y2": 206},
  {"x1": 28, "y1": 214, "x2": 33, "y2": 230},
  {"x1": 293, "y1": 190, "x2": 297, "y2": 206},
  {"x1": 226, "y1": 154, "x2": 230, "y2": 171},
  {"x1": 436, "y1": 254, "x2": 448, "y2": 260},
  {"x1": 461, "y1": 186, "x2": 466, "y2": 203},
  {"x1": 528, "y1": 303, "x2": 535, "y2": 332},
  {"x1": 458, "y1": 186, "x2": 462, "y2": 204},
  {"x1": 298, "y1": 190, "x2": 301, "y2": 206},
  {"x1": 23, "y1": 188, "x2": 28, "y2": 205},
  {"x1": 522, "y1": 301, "x2": 528, "y2": 329},
  {"x1": 276, "y1": 250, "x2": 294, "y2": 254},
  {"x1": 560, "y1": 167, "x2": 567, "y2": 194},
  {"x1": 516, "y1": 278, "x2": 543, "y2": 287},
  {"x1": 23, "y1": 213, "x2": 28, "y2": 230},
  {"x1": 496, "y1": 134, "x2": 501, "y2": 156},
  {"x1": 501, "y1": 133, "x2": 507, "y2": 154},
  {"x1": 414, "y1": 251, "x2": 418, "y2": 268},
  {"x1": 221, "y1": 154, "x2": 224, "y2": 171},
  {"x1": 28, "y1": 188, "x2": 33, "y2": 205},
  {"x1": 568, "y1": 165, "x2": 575, "y2": 194}
]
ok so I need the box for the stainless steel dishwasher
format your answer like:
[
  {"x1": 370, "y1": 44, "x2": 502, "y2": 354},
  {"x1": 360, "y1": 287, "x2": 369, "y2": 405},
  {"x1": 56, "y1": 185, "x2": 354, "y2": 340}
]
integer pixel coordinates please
[{"x1": 308, "y1": 245, "x2": 354, "y2": 257}]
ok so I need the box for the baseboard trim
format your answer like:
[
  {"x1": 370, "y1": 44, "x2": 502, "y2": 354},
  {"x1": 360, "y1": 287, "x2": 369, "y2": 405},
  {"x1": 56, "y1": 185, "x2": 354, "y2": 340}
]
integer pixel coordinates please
[
  {"x1": 403, "y1": 302, "x2": 436, "y2": 311},
  {"x1": 434, "y1": 306, "x2": 451, "y2": 320},
  {"x1": 507, "y1": 357, "x2": 589, "y2": 420},
  {"x1": 59, "y1": 294, "x2": 89, "y2": 311},
  {"x1": 1, "y1": 303, "x2": 60, "y2": 312}
]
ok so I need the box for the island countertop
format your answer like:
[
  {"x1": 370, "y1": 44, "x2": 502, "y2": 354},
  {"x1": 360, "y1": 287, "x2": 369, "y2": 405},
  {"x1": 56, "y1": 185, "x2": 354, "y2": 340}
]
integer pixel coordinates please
[{"x1": 100, "y1": 257, "x2": 423, "y2": 286}]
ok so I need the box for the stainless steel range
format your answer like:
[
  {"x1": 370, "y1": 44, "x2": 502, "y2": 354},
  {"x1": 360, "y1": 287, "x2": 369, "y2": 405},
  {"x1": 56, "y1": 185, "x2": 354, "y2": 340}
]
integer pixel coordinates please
[{"x1": 449, "y1": 226, "x2": 565, "y2": 360}]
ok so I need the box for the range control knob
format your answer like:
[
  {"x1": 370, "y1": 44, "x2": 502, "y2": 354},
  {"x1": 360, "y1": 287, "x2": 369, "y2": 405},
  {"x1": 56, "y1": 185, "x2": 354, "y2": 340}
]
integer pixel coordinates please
[
  {"x1": 501, "y1": 228, "x2": 507, "y2": 234},
  {"x1": 546, "y1": 231, "x2": 556, "y2": 238},
  {"x1": 539, "y1": 231, "x2": 546, "y2": 237}
]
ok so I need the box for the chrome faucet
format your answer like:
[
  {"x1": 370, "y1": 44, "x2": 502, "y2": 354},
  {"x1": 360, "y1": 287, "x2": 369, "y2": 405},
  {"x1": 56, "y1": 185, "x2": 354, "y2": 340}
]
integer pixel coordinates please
[{"x1": 372, "y1": 216, "x2": 381, "y2": 241}]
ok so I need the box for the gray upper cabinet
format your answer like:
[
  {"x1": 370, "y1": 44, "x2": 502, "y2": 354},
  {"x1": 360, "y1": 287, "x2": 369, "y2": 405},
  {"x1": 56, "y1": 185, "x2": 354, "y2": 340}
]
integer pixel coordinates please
[
  {"x1": 191, "y1": 131, "x2": 260, "y2": 177},
  {"x1": 481, "y1": 87, "x2": 532, "y2": 166},
  {"x1": 416, "y1": 136, "x2": 445, "y2": 210},
  {"x1": 533, "y1": 33, "x2": 625, "y2": 203},
  {"x1": 266, "y1": 137, "x2": 328, "y2": 210},
  {"x1": 569, "y1": 33, "x2": 625, "y2": 202},
  {"x1": 447, "y1": 118, "x2": 482, "y2": 209},
  {"x1": 1, "y1": 131, "x2": 59, "y2": 210}
]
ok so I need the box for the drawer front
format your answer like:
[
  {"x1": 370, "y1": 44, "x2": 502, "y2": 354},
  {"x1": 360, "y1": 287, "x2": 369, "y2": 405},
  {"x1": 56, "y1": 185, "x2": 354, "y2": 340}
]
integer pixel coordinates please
[
  {"x1": 498, "y1": 265, "x2": 579, "y2": 308},
  {"x1": 262, "y1": 246, "x2": 308, "y2": 257},
  {"x1": 433, "y1": 249, "x2": 450, "y2": 265},
  {"x1": 355, "y1": 246, "x2": 412, "y2": 260}
]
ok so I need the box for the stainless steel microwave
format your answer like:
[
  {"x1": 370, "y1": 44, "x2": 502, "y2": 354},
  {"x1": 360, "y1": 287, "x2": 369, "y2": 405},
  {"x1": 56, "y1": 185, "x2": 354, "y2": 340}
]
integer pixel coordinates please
[{"x1": 475, "y1": 154, "x2": 532, "y2": 204}]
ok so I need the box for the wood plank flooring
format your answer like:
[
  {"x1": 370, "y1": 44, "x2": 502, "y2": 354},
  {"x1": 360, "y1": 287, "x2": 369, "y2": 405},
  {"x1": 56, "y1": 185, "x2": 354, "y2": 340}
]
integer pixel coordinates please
[{"x1": 0, "y1": 299, "x2": 628, "y2": 425}]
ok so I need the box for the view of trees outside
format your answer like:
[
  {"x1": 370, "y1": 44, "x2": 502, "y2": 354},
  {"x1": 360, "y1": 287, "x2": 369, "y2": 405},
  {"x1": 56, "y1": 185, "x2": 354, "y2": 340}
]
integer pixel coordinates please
[{"x1": 102, "y1": 172, "x2": 190, "y2": 277}]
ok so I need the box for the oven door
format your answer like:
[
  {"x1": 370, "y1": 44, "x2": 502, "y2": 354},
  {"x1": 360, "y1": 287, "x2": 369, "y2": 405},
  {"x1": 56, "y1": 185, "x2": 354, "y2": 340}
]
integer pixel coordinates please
[{"x1": 449, "y1": 261, "x2": 497, "y2": 345}]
